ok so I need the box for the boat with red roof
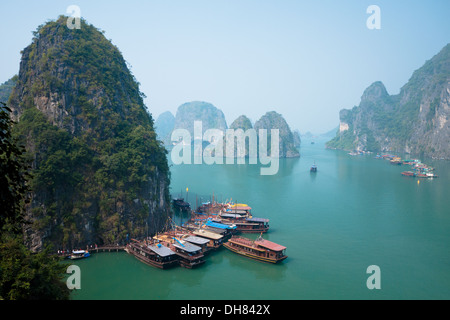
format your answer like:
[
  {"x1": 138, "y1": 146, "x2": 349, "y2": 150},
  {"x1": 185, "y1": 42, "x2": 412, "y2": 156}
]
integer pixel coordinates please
[{"x1": 223, "y1": 235, "x2": 287, "y2": 263}]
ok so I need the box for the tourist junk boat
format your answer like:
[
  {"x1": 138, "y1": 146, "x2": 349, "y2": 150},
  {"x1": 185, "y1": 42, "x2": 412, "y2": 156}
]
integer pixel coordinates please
[
  {"x1": 310, "y1": 163, "x2": 317, "y2": 172},
  {"x1": 218, "y1": 204, "x2": 270, "y2": 233},
  {"x1": 191, "y1": 202, "x2": 270, "y2": 234},
  {"x1": 69, "y1": 250, "x2": 90, "y2": 260},
  {"x1": 416, "y1": 173, "x2": 428, "y2": 178},
  {"x1": 171, "y1": 237, "x2": 205, "y2": 268},
  {"x1": 223, "y1": 235, "x2": 287, "y2": 264},
  {"x1": 182, "y1": 235, "x2": 211, "y2": 255},
  {"x1": 173, "y1": 198, "x2": 191, "y2": 211},
  {"x1": 152, "y1": 232, "x2": 206, "y2": 269},
  {"x1": 126, "y1": 239, "x2": 179, "y2": 269},
  {"x1": 390, "y1": 157, "x2": 402, "y2": 165},
  {"x1": 221, "y1": 203, "x2": 252, "y2": 217},
  {"x1": 401, "y1": 170, "x2": 439, "y2": 178},
  {"x1": 191, "y1": 228, "x2": 224, "y2": 250},
  {"x1": 203, "y1": 220, "x2": 237, "y2": 239},
  {"x1": 219, "y1": 217, "x2": 270, "y2": 233},
  {"x1": 396, "y1": 157, "x2": 439, "y2": 179}
]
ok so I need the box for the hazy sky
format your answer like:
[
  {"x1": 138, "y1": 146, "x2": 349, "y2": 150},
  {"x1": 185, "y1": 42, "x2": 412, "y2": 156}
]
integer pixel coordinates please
[{"x1": 0, "y1": 0, "x2": 449, "y2": 133}]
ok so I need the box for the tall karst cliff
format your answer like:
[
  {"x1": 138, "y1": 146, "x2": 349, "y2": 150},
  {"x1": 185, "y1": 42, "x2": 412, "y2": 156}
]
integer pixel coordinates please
[
  {"x1": 228, "y1": 115, "x2": 254, "y2": 158},
  {"x1": 327, "y1": 43, "x2": 450, "y2": 159},
  {"x1": 8, "y1": 16, "x2": 172, "y2": 251},
  {"x1": 254, "y1": 111, "x2": 300, "y2": 158},
  {"x1": 173, "y1": 101, "x2": 228, "y2": 141},
  {"x1": 155, "y1": 111, "x2": 175, "y2": 145}
]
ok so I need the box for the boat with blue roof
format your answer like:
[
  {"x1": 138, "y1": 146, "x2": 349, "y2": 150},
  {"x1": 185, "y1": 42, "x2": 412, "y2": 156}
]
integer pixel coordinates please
[{"x1": 69, "y1": 250, "x2": 90, "y2": 260}]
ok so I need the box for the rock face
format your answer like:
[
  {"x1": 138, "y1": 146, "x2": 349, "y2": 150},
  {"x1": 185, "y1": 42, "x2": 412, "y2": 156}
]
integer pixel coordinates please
[
  {"x1": 327, "y1": 43, "x2": 450, "y2": 159},
  {"x1": 173, "y1": 101, "x2": 227, "y2": 141},
  {"x1": 155, "y1": 111, "x2": 175, "y2": 145},
  {"x1": 230, "y1": 115, "x2": 253, "y2": 131},
  {"x1": 0, "y1": 76, "x2": 18, "y2": 103},
  {"x1": 8, "y1": 16, "x2": 172, "y2": 251},
  {"x1": 254, "y1": 111, "x2": 300, "y2": 158},
  {"x1": 227, "y1": 115, "x2": 254, "y2": 157},
  {"x1": 292, "y1": 130, "x2": 301, "y2": 148}
]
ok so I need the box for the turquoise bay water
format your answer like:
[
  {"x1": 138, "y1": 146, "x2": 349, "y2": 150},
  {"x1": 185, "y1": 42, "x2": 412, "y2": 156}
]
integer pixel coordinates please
[{"x1": 71, "y1": 139, "x2": 450, "y2": 300}]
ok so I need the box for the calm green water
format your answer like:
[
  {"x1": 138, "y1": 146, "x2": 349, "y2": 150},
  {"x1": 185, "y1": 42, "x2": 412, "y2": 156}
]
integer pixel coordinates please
[{"x1": 71, "y1": 139, "x2": 450, "y2": 300}]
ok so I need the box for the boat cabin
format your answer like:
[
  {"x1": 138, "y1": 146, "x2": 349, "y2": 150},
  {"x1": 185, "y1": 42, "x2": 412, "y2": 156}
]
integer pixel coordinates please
[
  {"x1": 172, "y1": 240, "x2": 205, "y2": 268},
  {"x1": 193, "y1": 229, "x2": 224, "y2": 249},
  {"x1": 183, "y1": 235, "x2": 211, "y2": 254},
  {"x1": 224, "y1": 236, "x2": 287, "y2": 263},
  {"x1": 127, "y1": 241, "x2": 178, "y2": 269}
]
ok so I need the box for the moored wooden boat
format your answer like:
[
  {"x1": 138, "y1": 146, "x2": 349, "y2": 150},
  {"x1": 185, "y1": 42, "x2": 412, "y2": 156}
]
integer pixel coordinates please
[
  {"x1": 218, "y1": 212, "x2": 270, "y2": 233},
  {"x1": 221, "y1": 204, "x2": 252, "y2": 217},
  {"x1": 183, "y1": 235, "x2": 212, "y2": 254},
  {"x1": 192, "y1": 228, "x2": 225, "y2": 249},
  {"x1": 126, "y1": 240, "x2": 179, "y2": 269},
  {"x1": 223, "y1": 217, "x2": 270, "y2": 233},
  {"x1": 171, "y1": 239, "x2": 205, "y2": 268},
  {"x1": 223, "y1": 235, "x2": 287, "y2": 263},
  {"x1": 173, "y1": 198, "x2": 191, "y2": 211},
  {"x1": 416, "y1": 173, "x2": 428, "y2": 178}
]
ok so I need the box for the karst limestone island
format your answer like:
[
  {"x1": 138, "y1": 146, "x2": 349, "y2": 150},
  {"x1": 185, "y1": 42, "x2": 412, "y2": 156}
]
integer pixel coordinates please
[
  {"x1": 0, "y1": 16, "x2": 303, "y2": 253},
  {"x1": 2, "y1": 16, "x2": 172, "y2": 252},
  {"x1": 327, "y1": 43, "x2": 450, "y2": 160},
  {"x1": 155, "y1": 101, "x2": 301, "y2": 159}
]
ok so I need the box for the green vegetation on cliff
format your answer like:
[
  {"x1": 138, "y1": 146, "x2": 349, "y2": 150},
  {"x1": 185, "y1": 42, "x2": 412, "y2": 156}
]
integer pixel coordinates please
[
  {"x1": 326, "y1": 126, "x2": 356, "y2": 151},
  {"x1": 1, "y1": 104, "x2": 69, "y2": 300},
  {"x1": 9, "y1": 16, "x2": 171, "y2": 251},
  {"x1": 327, "y1": 43, "x2": 450, "y2": 157},
  {"x1": 230, "y1": 115, "x2": 253, "y2": 131},
  {"x1": 0, "y1": 76, "x2": 18, "y2": 104}
]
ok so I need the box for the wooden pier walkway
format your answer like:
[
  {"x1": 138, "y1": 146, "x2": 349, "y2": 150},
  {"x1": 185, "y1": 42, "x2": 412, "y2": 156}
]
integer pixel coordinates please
[
  {"x1": 57, "y1": 245, "x2": 126, "y2": 257},
  {"x1": 90, "y1": 245, "x2": 126, "y2": 253}
]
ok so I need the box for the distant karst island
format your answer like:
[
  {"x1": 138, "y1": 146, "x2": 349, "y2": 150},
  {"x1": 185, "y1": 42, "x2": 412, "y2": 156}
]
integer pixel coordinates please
[
  {"x1": 327, "y1": 43, "x2": 450, "y2": 160},
  {"x1": 155, "y1": 101, "x2": 301, "y2": 158}
]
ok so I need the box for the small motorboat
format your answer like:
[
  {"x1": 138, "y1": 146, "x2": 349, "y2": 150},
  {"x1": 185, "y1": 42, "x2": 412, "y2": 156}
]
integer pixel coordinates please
[{"x1": 69, "y1": 250, "x2": 90, "y2": 260}]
